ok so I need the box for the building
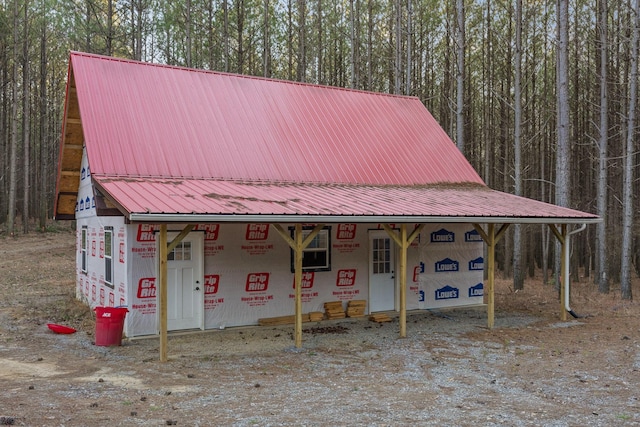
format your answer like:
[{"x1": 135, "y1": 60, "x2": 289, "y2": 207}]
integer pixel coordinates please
[{"x1": 54, "y1": 52, "x2": 599, "y2": 361}]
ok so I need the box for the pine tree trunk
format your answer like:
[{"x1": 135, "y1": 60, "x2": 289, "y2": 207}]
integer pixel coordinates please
[
  {"x1": 107, "y1": 0, "x2": 113, "y2": 56},
  {"x1": 366, "y1": 0, "x2": 372, "y2": 90},
  {"x1": 349, "y1": 0, "x2": 356, "y2": 88},
  {"x1": 541, "y1": 152, "x2": 549, "y2": 285},
  {"x1": 85, "y1": 1, "x2": 91, "y2": 52},
  {"x1": 394, "y1": 0, "x2": 401, "y2": 94},
  {"x1": 287, "y1": 0, "x2": 293, "y2": 80},
  {"x1": 513, "y1": 0, "x2": 524, "y2": 290},
  {"x1": 406, "y1": 0, "x2": 412, "y2": 95},
  {"x1": 237, "y1": 0, "x2": 244, "y2": 73},
  {"x1": 555, "y1": 0, "x2": 571, "y2": 290},
  {"x1": 0, "y1": 29, "x2": 7, "y2": 225},
  {"x1": 207, "y1": 0, "x2": 214, "y2": 69},
  {"x1": 264, "y1": 0, "x2": 270, "y2": 77},
  {"x1": 136, "y1": 0, "x2": 143, "y2": 60},
  {"x1": 39, "y1": 18, "x2": 47, "y2": 231},
  {"x1": 456, "y1": 0, "x2": 464, "y2": 153},
  {"x1": 186, "y1": 0, "x2": 192, "y2": 67},
  {"x1": 130, "y1": 1, "x2": 136, "y2": 58},
  {"x1": 224, "y1": 0, "x2": 229, "y2": 72},
  {"x1": 297, "y1": 0, "x2": 306, "y2": 82},
  {"x1": 22, "y1": 0, "x2": 30, "y2": 234},
  {"x1": 317, "y1": 0, "x2": 323, "y2": 84},
  {"x1": 7, "y1": 0, "x2": 19, "y2": 236},
  {"x1": 621, "y1": 0, "x2": 638, "y2": 300},
  {"x1": 596, "y1": 0, "x2": 609, "y2": 293},
  {"x1": 483, "y1": 0, "x2": 493, "y2": 188}
]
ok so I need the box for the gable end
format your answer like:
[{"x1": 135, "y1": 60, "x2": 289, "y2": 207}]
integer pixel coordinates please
[{"x1": 55, "y1": 67, "x2": 83, "y2": 219}]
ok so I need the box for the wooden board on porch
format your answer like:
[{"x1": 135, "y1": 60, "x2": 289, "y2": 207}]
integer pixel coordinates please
[
  {"x1": 258, "y1": 313, "x2": 311, "y2": 326},
  {"x1": 324, "y1": 301, "x2": 346, "y2": 319},
  {"x1": 369, "y1": 313, "x2": 393, "y2": 323},
  {"x1": 346, "y1": 300, "x2": 367, "y2": 318}
]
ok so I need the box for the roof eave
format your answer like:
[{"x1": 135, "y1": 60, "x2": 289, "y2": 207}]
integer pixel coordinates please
[{"x1": 128, "y1": 212, "x2": 601, "y2": 225}]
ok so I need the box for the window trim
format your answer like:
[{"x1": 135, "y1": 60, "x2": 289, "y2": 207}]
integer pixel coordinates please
[
  {"x1": 289, "y1": 226, "x2": 332, "y2": 272},
  {"x1": 81, "y1": 226, "x2": 88, "y2": 274},
  {"x1": 104, "y1": 227, "x2": 114, "y2": 288}
]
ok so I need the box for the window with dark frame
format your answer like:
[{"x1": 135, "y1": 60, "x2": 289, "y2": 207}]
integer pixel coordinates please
[
  {"x1": 104, "y1": 227, "x2": 114, "y2": 288},
  {"x1": 290, "y1": 226, "x2": 331, "y2": 272},
  {"x1": 81, "y1": 226, "x2": 88, "y2": 273}
]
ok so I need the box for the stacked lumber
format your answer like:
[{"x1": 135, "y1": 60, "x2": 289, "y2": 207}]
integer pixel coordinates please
[
  {"x1": 346, "y1": 300, "x2": 366, "y2": 318},
  {"x1": 324, "y1": 301, "x2": 346, "y2": 320},
  {"x1": 369, "y1": 313, "x2": 392, "y2": 323},
  {"x1": 309, "y1": 311, "x2": 324, "y2": 322},
  {"x1": 258, "y1": 313, "x2": 311, "y2": 326}
]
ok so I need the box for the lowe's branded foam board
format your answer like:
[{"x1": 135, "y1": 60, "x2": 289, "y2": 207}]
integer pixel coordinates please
[{"x1": 417, "y1": 224, "x2": 484, "y2": 309}]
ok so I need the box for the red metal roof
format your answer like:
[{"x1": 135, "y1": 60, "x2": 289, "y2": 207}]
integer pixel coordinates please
[
  {"x1": 70, "y1": 52, "x2": 483, "y2": 186},
  {"x1": 60, "y1": 52, "x2": 599, "y2": 224}
]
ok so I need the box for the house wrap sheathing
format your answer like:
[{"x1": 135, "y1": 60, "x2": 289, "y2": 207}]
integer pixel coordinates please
[{"x1": 76, "y1": 147, "x2": 485, "y2": 337}]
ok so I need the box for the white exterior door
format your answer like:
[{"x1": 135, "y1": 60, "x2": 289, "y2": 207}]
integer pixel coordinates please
[
  {"x1": 163, "y1": 232, "x2": 204, "y2": 331},
  {"x1": 369, "y1": 230, "x2": 396, "y2": 312}
]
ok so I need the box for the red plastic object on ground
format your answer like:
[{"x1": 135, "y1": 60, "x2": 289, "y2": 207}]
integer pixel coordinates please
[
  {"x1": 94, "y1": 307, "x2": 128, "y2": 346},
  {"x1": 47, "y1": 323, "x2": 77, "y2": 334}
]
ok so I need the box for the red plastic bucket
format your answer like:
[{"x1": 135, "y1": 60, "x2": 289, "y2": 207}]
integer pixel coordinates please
[{"x1": 94, "y1": 307, "x2": 128, "y2": 346}]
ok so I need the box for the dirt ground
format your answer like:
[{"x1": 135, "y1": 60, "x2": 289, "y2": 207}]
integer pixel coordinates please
[{"x1": 1, "y1": 227, "x2": 639, "y2": 426}]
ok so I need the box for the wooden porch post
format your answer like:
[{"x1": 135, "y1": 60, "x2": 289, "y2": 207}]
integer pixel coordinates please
[
  {"x1": 561, "y1": 224, "x2": 568, "y2": 321},
  {"x1": 382, "y1": 224, "x2": 424, "y2": 338},
  {"x1": 157, "y1": 224, "x2": 194, "y2": 362},
  {"x1": 273, "y1": 223, "x2": 325, "y2": 348},
  {"x1": 486, "y1": 223, "x2": 496, "y2": 329},
  {"x1": 472, "y1": 223, "x2": 510, "y2": 329},
  {"x1": 159, "y1": 224, "x2": 168, "y2": 362},
  {"x1": 398, "y1": 225, "x2": 408, "y2": 337},
  {"x1": 293, "y1": 224, "x2": 304, "y2": 348},
  {"x1": 548, "y1": 224, "x2": 568, "y2": 321}
]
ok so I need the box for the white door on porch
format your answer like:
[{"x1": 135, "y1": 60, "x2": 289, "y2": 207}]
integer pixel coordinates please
[
  {"x1": 369, "y1": 230, "x2": 396, "y2": 312},
  {"x1": 164, "y1": 232, "x2": 204, "y2": 331}
]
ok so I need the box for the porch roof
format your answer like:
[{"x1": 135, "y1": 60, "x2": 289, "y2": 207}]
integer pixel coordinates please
[{"x1": 93, "y1": 175, "x2": 600, "y2": 225}]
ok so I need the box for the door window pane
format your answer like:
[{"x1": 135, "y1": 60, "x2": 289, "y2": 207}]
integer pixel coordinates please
[
  {"x1": 372, "y1": 237, "x2": 391, "y2": 275},
  {"x1": 168, "y1": 241, "x2": 192, "y2": 261}
]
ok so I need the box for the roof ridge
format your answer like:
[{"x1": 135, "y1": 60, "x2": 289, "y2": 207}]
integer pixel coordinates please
[{"x1": 70, "y1": 51, "x2": 420, "y2": 101}]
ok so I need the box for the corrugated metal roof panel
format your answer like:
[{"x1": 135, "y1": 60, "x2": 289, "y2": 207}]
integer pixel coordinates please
[
  {"x1": 70, "y1": 52, "x2": 484, "y2": 186},
  {"x1": 93, "y1": 176, "x2": 599, "y2": 223}
]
